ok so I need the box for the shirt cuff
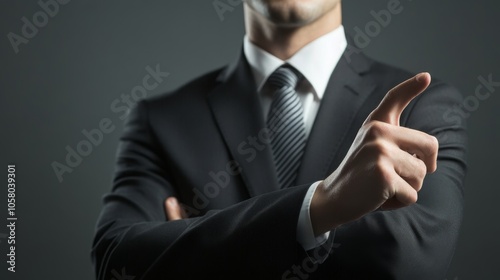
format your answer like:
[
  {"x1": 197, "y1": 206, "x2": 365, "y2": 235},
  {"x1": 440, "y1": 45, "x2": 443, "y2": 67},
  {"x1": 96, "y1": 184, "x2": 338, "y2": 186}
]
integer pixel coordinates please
[{"x1": 296, "y1": 181, "x2": 330, "y2": 251}]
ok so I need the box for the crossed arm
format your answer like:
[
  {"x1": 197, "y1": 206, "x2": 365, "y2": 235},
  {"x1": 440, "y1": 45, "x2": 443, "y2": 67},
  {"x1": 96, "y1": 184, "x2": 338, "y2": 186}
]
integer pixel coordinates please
[{"x1": 92, "y1": 73, "x2": 466, "y2": 279}]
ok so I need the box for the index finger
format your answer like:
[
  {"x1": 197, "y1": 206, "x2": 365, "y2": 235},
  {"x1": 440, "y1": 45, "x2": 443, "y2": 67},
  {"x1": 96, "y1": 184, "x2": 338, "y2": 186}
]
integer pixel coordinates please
[{"x1": 365, "y1": 72, "x2": 431, "y2": 126}]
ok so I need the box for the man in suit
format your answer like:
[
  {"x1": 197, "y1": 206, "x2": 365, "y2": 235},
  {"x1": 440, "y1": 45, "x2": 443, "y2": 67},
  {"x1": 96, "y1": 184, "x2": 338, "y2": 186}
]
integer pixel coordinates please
[{"x1": 92, "y1": 0, "x2": 467, "y2": 279}]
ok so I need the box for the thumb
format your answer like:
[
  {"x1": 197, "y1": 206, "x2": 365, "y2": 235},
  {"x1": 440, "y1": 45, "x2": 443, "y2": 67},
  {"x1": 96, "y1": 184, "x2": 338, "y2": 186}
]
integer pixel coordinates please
[{"x1": 365, "y1": 72, "x2": 431, "y2": 126}]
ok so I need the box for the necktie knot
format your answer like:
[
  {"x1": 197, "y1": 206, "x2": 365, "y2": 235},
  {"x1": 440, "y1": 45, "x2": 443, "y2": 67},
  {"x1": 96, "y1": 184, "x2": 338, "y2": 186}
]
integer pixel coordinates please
[{"x1": 267, "y1": 66, "x2": 300, "y2": 90}]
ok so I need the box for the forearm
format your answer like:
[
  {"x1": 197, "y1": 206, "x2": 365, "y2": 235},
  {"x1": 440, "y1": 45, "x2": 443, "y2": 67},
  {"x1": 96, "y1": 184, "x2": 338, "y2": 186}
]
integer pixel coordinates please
[{"x1": 92, "y1": 184, "x2": 310, "y2": 279}]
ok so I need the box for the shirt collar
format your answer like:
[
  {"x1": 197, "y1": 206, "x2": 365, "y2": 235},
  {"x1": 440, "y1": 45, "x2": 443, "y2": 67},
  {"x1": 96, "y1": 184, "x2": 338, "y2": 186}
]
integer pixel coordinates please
[{"x1": 243, "y1": 25, "x2": 347, "y2": 100}]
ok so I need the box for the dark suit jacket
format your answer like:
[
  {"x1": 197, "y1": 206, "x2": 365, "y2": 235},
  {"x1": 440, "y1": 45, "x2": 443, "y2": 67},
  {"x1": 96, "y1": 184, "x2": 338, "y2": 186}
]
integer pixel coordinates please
[{"x1": 92, "y1": 44, "x2": 467, "y2": 279}]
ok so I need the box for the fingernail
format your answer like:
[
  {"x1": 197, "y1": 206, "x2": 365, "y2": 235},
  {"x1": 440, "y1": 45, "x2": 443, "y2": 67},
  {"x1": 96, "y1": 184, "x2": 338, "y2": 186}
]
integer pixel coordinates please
[
  {"x1": 168, "y1": 198, "x2": 177, "y2": 206},
  {"x1": 416, "y1": 72, "x2": 428, "y2": 82}
]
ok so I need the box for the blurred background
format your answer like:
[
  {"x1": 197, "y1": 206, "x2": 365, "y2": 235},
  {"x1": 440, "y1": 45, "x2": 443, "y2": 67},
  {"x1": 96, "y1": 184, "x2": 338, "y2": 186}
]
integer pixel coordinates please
[{"x1": 0, "y1": 0, "x2": 498, "y2": 279}]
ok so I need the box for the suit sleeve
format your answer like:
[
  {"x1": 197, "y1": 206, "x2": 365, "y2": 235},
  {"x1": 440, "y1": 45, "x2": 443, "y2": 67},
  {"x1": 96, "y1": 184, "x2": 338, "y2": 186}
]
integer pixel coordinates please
[
  {"x1": 317, "y1": 82, "x2": 467, "y2": 279},
  {"x1": 91, "y1": 101, "x2": 310, "y2": 279}
]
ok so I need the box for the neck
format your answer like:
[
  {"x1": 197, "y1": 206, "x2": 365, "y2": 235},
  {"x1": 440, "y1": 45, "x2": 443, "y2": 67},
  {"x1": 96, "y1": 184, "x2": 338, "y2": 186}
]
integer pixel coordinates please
[{"x1": 244, "y1": 4, "x2": 342, "y2": 60}]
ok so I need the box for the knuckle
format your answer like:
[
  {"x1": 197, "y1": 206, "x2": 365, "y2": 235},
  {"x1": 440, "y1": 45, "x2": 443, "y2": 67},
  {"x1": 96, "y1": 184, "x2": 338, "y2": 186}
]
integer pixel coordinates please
[
  {"x1": 372, "y1": 139, "x2": 390, "y2": 156},
  {"x1": 417, "y1": 160, "x2": 427, "y2": 178},
  {"x1": 431, "y1": 136, "x2": 439, "y2": 152},
  {"x1": 414, "y1": 180, "x2": 424, "y2": 192},
  {"x1": 411, "y1": 157, "x2": 427, "y2": 178},
  {"x1": 361, "y1": 140, "x2": 389, "y2": 161},
  {"x1": 415, "y1": 167, "x2": 427, "y2": 180},
  {"x1": 408, "y1": 192, "x2": 418, "y2": 205},
  {"x1": 426, "y1": 135, "x2": 439, "y2": 155},
  {"x1": 364, "y1": 121, "x2": 388, "y2": 140},
  {"x1": 410, "y1": 160, "x2": 426, "y2": 191},
  {"x1": 410, "y1": 172, "x2": 424, "y2": 192}
]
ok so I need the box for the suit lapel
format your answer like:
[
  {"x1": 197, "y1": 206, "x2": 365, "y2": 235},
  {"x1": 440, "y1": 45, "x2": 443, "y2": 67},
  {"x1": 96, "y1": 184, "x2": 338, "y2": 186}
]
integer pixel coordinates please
[
  {"x1": 296, "y1": 47, "x2": 377, "y2": 184},
  {"x1": 207, "y1": 45, "x2": 377, "y2": 195},
  {"x1": 207, "y1": 53, "x2": 280, "y2": 197}
]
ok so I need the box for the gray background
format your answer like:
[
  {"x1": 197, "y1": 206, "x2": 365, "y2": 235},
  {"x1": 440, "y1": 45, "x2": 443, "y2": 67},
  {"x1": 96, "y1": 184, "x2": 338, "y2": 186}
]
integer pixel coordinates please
[{"x1": 0, "y1": 0, "x2": 498, "y2": 279}]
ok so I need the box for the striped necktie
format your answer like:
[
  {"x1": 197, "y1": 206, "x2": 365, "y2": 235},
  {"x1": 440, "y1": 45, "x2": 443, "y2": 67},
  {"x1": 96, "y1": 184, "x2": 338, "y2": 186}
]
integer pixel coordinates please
[{"x1": 266, "y1": 65, "x2": 306, "y2": 189}]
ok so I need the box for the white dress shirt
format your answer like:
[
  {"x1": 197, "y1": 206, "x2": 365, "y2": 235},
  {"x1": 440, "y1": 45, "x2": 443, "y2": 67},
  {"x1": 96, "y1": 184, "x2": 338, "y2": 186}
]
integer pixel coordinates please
[{"x1": 243, "y1": 25, "x2": 347, "y2": 251}]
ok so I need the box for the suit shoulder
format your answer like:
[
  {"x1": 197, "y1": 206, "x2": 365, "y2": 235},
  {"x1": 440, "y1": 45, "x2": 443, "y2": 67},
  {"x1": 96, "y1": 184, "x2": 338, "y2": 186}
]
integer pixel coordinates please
[
  {"x1": 370, "y1": 59, "x2": 415, "y2": 85},
  {"x1": 145, "y1": 67, "x2": 224, "y2": 108},
  {"x1": 368, "y1": 57, "x2": 460, "y2": 96},
  {"x1": 365, "y1": 58, "x2": 464, "y2": 130}
]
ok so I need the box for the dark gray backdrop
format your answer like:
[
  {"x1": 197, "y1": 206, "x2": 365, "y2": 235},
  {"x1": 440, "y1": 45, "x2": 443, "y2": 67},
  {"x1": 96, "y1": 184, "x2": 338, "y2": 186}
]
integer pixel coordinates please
[{"x1": 0, "y1": 0, "x2": 498, "y2": 279}]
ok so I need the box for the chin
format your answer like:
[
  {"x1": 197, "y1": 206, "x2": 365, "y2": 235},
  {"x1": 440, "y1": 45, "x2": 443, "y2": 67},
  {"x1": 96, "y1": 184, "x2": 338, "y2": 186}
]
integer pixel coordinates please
[{"x1": 245, "y1": 0, "x2": 339, "y2": 27}]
